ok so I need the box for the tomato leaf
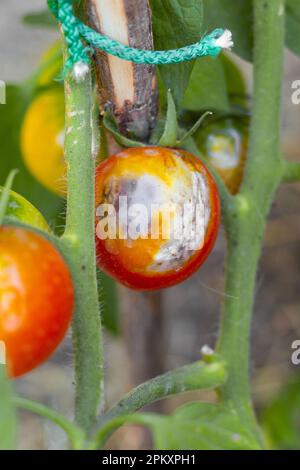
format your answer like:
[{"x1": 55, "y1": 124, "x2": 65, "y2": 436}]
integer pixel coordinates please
[
  {"x1": 202, "y1": 0, "x2": 300, "y2": 61},
  {"x1": 0, "y1": 365, "x2": 16, "y2": 450},
  {"x1": 182, "y1": 56, "x2": 230, "y2": 112},
  {"x1": 220, "y1": 53, "x2": 248, "y2": 108},
  {"x1": 103, "y1": 112, "x2": 145, "y2": 148},
  {"x1": 261, "y1": 375, "x2": 300, "y2": 450},
  {"x1": 286, "y1": 0, "x2": 300, "y2": 56},
  {"x1": 22, "y1": 10, "x2": 57, "y2": 29},
  {"x1": 158, "y1": 90, "x2": 178, "y2": 146},
  {"x1": 137, "y1": 402, "x2": 261, "y2": 450},
  {"x1": 149, "y1": 0, "x2": 204, "y2": 107},
  {"x1": 202, "y1": 0, "x2": 253, "y2": 62},
  {"x1": 0, "y1": 85, "x2": 62, "y2": 225}
]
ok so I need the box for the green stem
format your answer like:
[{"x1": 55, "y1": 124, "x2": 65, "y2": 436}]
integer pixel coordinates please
[
  {"x1": 282, "y1": 160, "x2": 300, "y2": 182},
  {"x1": 217, "y1": 0, "x2": 285, "y2": 436},
  {"x1": 61, "y1": 46, "x2": 103, "y2": 432},
  {"x1": 13, "y1": 397, "x2": 86, "y2": 450},
  {"x1": 0, "y1": 366, "x2": 16, "y2": 450},
  {"x1": 91, "y1": 358, "x2": 227, "y2": 448}
]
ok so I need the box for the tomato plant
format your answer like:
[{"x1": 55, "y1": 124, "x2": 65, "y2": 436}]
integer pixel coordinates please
[
  {"x1": 1, "y1": 0, "x2": 300, "y2": 454},
  {"x1": 95, "y1": 147, "x2": 220, "y2": 290},
  {"x1": 0, "y1": 226, "x2": 74, "y2": 377}
]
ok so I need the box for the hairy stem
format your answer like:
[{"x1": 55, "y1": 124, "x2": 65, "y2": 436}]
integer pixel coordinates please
[
  {"x1": 217, "y1": 0, "x2": 285, "y2": 435},
  {"x1": 91, "y1": 358, "x2": 227, "y2": 447},
  {"x1": 61, "y1": 50, "x2": 103, "y2": 431}
]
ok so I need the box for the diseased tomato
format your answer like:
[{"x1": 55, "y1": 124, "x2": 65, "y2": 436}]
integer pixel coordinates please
[
  {"x1": 20, "y1": 87, "x2": 66, "y2": 197},
  {"x1": 0, "y1": 187, "x2": 49, "y2": 232},
  {"x1": 196, "y1": 117, "x2": 249, "y2": 194},
  {"x1": 95, "y1": 147, "x2": 220, "y2": 290},
  {"x1": 0, "y1": 226, "x2": 74, "y2": 377}
]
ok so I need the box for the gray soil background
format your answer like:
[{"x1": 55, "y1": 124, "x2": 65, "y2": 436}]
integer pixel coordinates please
[{"x1": 1, "y1": 0, "x2": 300, "y2": 450}]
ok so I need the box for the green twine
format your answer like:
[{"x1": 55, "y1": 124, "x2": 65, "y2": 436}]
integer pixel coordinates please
[{"x1": 48, "y1": 0, "x2": 233, "y2": 79}]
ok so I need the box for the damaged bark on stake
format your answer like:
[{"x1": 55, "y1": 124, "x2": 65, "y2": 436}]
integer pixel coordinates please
[
  {"x1": 86, "y1": 0, "x2": 158, "y2": 140},
  {"x1": 85, "y1": 0, "x2": 165, "y2": 427}
]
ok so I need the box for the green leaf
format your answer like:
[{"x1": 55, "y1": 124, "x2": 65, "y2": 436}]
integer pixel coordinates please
[
  {"x1": 158, "y1": 91, "x2": 178, "y2": 146},
  {"x1": 0, "y1": 366, "x2": 16, "y2": 450},
  {"x1": 103, "y1": 112, "x2": 145, "y2": 148},
  {"x1": 177, "y1": 111, "x2": 212, "y2": 146},
  {"x1": 149, "y1": 0, "x2": 204, "y2": 107},
  {"x1": 220, "y1": 53, "x2": 248, "y2": 108},
  {"x1": 261, "y1": 375, "x2": 300, "y2": 450},
  {"x1": 0, "y1": 85, "x2": 62, "y2": 225},
  {"x1": 202, "y1": 0, "x2": 253, "y2": 62},
  {"x1": 182, "y1": 56, "x2": 231, "y2": 112},
  {"x1": 22, "y1": 10, "x2": 57, "y2": 29},
  {"x1": 98, "y1": 270, "x2": 120, "y2": 336},
  {"x1": 139, "y1": 402, "x2": 261, "y2": 450},
  {"x1": 286, "y1": 0, "x2": 300, "y2": 56}
]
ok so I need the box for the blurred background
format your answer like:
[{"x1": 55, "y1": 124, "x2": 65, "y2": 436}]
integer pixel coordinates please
[{"x1": 1, "y1": 0, "x2": 300, "y2": 450}]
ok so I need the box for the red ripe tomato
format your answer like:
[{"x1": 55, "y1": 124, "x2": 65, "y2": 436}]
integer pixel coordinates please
[
  {"x1": 95, "y1": 147, "x2": 220, "y2": 290},
  {"x1": 0, "y1": 226, "x2": 74, "y2": 377}
]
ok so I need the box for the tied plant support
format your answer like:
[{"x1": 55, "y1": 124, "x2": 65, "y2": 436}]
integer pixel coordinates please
[{"x1": 47, "y1": 0, "x2": 233, "y2": 81}]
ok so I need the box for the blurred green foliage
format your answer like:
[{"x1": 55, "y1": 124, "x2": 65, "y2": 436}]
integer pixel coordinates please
[
  {"x1": 139, "y1": 402, "x2": 261, "y2": 450},
  {"x1": 261, "y1": 375, "x2": 300, "y2": 449}
]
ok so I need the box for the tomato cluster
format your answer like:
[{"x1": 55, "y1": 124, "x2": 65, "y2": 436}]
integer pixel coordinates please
[{"x1": 11, "y1": 77, "x2": 249, "y2": 376}]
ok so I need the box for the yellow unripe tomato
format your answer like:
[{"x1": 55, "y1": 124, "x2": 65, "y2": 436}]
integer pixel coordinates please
[
  {"x1": 21, "y1": 87, "x2": 66, "y2": 197},
  {"x1": 196, "y1": 117, "x2": 249, "y2": 195}
]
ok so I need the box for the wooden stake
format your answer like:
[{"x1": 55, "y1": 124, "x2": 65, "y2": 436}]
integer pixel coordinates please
[{"x1": 86, "y1": 0, "x2": 158, "y2": 140}]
